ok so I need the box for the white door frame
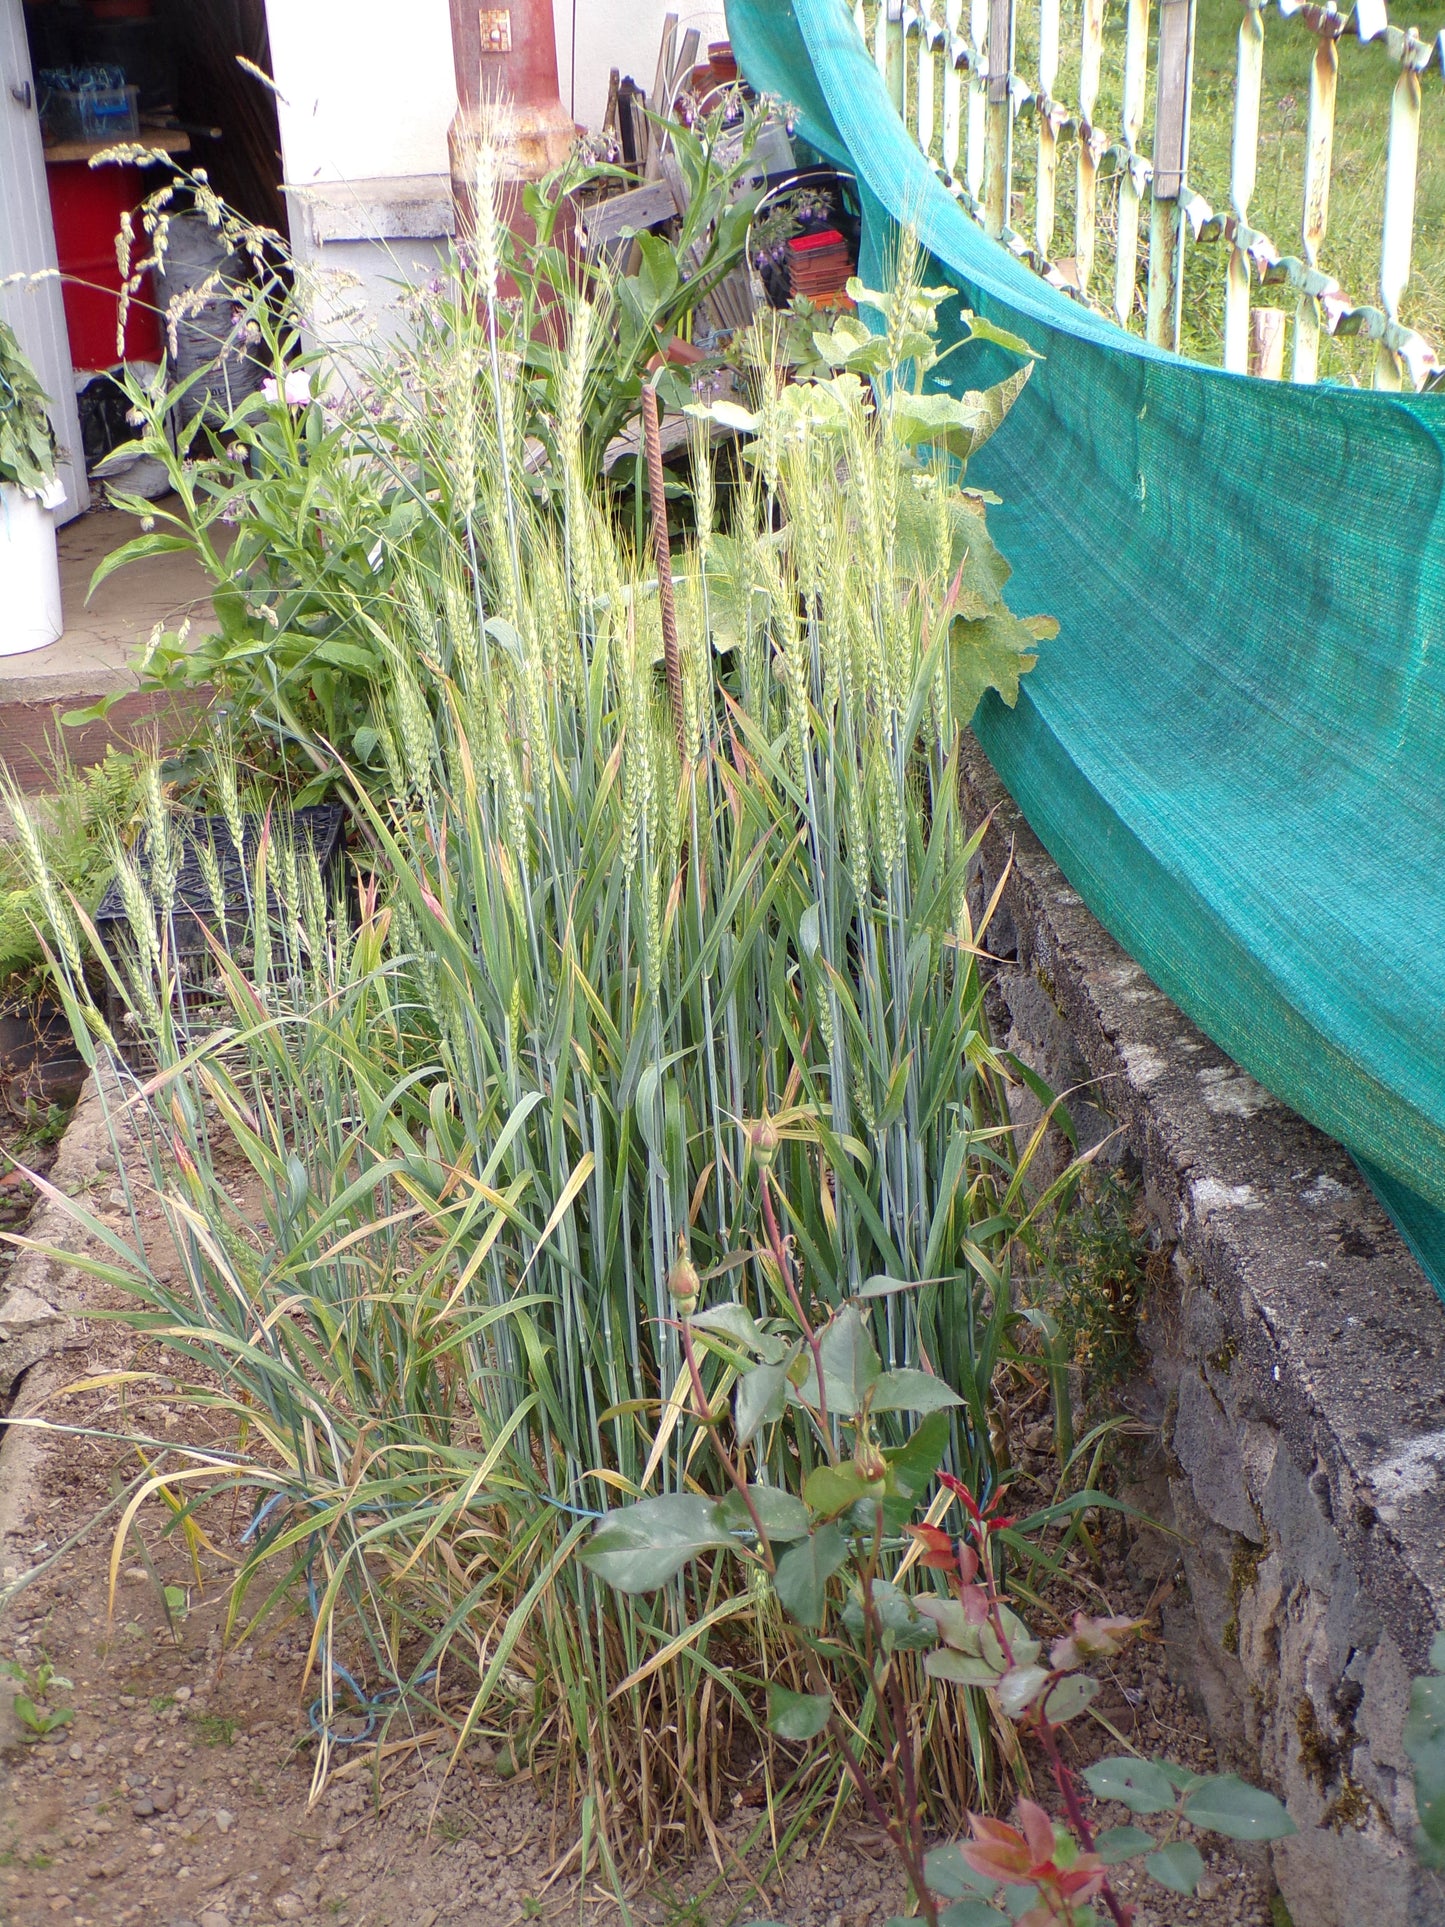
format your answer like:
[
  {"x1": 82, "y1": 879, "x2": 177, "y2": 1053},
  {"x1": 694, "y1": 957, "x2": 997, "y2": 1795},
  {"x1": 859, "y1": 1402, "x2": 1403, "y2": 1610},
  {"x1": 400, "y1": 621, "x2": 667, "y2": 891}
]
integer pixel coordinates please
[{"x1": 1, "y1": 0, "x2": 89, "y2": 522}]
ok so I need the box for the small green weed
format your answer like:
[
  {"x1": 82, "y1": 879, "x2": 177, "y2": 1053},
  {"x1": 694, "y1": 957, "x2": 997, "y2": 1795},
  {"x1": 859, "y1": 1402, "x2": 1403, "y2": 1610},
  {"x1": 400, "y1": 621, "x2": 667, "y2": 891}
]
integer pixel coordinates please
[
  {"x1": 191, "y1": 1712, "x2": 239, "y2": 1747},
  {"x1": 1043, "y1": 1168, "x2": 1150, "y2": 1386},
  {"x1": 1, "y1": 1655, "x2": 74, "y2": 1740}
]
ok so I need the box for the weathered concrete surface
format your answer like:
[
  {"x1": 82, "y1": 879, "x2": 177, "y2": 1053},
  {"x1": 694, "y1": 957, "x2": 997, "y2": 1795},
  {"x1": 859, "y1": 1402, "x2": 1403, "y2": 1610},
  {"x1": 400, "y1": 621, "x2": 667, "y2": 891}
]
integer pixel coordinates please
[
  {"x1": 0, "y1": 1069, "x2": 129, "y2": 1586},
  {"x1": 961, "y1": 739, "x2": 1445, "y2": 1927}
]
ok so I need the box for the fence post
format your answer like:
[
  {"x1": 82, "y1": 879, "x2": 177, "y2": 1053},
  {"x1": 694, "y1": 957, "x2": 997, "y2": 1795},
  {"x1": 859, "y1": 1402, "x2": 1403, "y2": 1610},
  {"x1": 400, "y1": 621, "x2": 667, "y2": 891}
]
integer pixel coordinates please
[
  {"x1": 1224, "y1": 0, "x2": 1265, "y2": 375},
  {"x1": 1113, "y1": 0, "x2": 1151, "y2": 329},
  {"x1": 1249, "y1": 306, "x2": 1286, "y2": 377},
  {"x1": 877, "y1": 0, "x2": 906, "y2": 114},
  {"x1": 967, "y1": 0, "x2": 989, "y2": 203},
  {"x1": 1293, "y1": 17, "x2": 1341, "y2": 384},
  {"x1": 1075, "y1": 0, "x2": 1106, "y2": 294},
  {"x1": 1375, "y1": 35, "x2": 1424, "y2": 390},
  {"x1": 1147, "y1": 0, "x2": 1195, "y2": 352},
  {"x1": 943, "y1": 0, "x2": 965, "y2": 181},
  {"x1": 982, "y1": 0, "x2": 1015, "y2": 237},
  {"x1": 1036, "y1": 0, "x2": 1062, "y2": 259},
  {"x1": 917, "y1": 1, "x2": 938, "y2": 158}
]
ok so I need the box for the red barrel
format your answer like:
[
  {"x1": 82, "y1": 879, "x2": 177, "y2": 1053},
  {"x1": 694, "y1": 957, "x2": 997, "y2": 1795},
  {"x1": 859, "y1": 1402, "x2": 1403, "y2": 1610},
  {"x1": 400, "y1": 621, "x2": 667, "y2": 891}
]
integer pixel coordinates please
[{"x1": 46, "y1": 160, "x2": 161, "y2": 371}]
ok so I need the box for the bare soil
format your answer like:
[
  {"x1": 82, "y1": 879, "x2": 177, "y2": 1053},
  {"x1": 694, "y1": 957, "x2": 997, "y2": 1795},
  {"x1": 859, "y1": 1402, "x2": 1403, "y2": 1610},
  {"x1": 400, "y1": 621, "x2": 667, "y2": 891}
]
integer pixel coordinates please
[{"x1": 0, "y1": 1090, "x2": 1278, "y2": 1927}]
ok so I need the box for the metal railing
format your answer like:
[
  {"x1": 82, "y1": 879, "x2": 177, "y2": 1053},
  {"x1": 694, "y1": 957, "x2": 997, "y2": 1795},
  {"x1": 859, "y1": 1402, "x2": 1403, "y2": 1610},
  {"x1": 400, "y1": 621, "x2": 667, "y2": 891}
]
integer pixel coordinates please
[{"x1": 856, "y1": 0, "x2": 1443, "y2": 387}]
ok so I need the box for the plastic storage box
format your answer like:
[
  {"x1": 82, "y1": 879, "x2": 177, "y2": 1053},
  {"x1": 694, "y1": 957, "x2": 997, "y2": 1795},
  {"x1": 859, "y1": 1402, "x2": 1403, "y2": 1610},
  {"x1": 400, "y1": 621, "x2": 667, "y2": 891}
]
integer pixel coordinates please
[{"x1": 39, "y1": 70, "x2": 139, "y2": 145}]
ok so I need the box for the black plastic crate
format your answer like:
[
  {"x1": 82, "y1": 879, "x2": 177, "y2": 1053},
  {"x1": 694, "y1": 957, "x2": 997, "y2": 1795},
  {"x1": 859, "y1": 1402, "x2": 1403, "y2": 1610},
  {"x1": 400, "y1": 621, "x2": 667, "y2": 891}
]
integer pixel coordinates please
[{"x1": 93, "y1": 805, "x2": 348, "y2": 1040}]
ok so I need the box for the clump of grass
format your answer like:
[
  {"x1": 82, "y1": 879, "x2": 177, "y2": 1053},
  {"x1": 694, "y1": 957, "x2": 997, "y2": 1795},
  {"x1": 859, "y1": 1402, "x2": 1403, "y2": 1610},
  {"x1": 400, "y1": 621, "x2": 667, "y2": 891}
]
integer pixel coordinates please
[
  {"x1": 0, "y1": 746, "x2": 145, "y2": 995},
  {"x1": 1040, "y1": 1167, "x2": 1149, "y2": 1387}
]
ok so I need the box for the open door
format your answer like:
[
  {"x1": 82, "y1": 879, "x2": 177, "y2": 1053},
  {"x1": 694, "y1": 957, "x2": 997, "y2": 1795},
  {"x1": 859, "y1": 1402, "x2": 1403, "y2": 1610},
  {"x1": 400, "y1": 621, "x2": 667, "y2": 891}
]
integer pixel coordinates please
[{"x1": 0, "y1": 0, "x2": 89, "y2": 522}]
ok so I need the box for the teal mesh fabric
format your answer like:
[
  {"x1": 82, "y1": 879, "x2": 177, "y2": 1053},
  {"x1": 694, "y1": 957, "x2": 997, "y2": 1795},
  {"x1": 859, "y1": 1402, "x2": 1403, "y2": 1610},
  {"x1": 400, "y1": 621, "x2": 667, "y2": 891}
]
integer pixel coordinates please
[{"x1": 728, "y1": 0, "x2": 1445, "y2": 1295}]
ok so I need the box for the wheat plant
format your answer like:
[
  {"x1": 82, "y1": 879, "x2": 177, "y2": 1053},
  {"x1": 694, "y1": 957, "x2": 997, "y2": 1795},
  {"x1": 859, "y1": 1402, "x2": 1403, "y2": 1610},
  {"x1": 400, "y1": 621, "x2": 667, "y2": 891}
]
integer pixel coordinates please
[{"x1": 13, "y1": 219, "x2": 1089, "y2": 1876}]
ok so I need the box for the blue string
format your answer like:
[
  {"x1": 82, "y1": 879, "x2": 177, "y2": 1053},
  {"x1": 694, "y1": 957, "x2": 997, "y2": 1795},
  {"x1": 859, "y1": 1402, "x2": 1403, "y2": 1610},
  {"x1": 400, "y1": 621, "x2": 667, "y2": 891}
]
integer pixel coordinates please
[{"x1": 241, "y1": 1482, "x2": 603, "y2": 1746}]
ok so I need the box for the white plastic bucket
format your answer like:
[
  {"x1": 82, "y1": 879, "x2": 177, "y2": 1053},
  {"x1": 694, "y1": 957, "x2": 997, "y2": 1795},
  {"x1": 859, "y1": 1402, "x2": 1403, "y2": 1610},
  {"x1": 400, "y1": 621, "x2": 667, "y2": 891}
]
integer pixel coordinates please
[{"x1": 0, "y1": 482, "x2": 64, "y2": 656}]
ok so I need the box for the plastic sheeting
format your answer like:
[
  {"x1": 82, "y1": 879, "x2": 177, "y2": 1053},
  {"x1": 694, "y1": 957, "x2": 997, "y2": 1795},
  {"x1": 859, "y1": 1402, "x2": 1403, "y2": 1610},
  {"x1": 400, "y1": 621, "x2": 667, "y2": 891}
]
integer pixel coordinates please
[{"x1": 728, "y1": 0, "x2": 1445, "y2": 1295}]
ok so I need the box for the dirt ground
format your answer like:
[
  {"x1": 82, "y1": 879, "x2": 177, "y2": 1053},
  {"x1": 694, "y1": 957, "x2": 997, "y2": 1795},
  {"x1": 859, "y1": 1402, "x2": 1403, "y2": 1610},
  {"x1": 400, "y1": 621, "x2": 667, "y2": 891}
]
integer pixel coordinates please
[{"x1": 0, "y1": 1078, "x2": 1279, "y2": 1927}]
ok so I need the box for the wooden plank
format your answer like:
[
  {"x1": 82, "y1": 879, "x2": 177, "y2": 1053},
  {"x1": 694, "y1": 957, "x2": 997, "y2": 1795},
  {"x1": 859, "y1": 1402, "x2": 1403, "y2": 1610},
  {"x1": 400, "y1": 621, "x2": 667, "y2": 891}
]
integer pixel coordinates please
[
  {"x1": 1224, "y1": 0, "x2": 1265, "y2": 375},
  {"x1": 982, "y1": 0, "x2": 1013, "y2": 235},
  {"x1": 642, "y1": 13, "x2": 679, "y2": 180},
  {"x1": 1035, "y1": 0, "x2": 1061, "y2": 258},
  {"x1": 1074, "y1": 0, "x2": 1105, "y2": 294},
  {"x1": 943, "y1": 0, "x2": 964, "y2": 179},
  {"x1": 1146, "y1": 193, "x2": 1183, "y2": 349},
  {"x1": 579, "y1": 180, "x2": 677, "y2": 250},
  {"x1": 1152, "y1": 0, "x2": 1194, "y2": 200},
  {"x1": 1375, "y1": 58, "x2": 1422, "y2": 388},
  {"x1": 967, "y1": 0, "x2": 988, "y2": 201},
  {"x1": 1248, "y1": 305, "x2": 1286, "y2": 378},
  {"x1": 917, "y1": 1, "x2": 937, "y2": 158},
  {"x1": 1293, "y1": 26, "x2": 1339, "y2": 384},
  {"x1": 43, "y1": 127, "x2": 191, "y2": 164},
  {"x1": 1112, "y1": 0, "x2": 1150, "y2": 328},
  {"x1": 1148, "y1": 0, "x2": 1194, "y2": 350}
]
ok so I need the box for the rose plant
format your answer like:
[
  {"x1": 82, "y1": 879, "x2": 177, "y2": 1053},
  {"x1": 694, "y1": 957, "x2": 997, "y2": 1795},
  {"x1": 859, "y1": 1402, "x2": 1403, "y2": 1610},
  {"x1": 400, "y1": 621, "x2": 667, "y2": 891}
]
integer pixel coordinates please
[{"x1": 580, "y1": 1166, "x2": 1297, "y2": 1926}]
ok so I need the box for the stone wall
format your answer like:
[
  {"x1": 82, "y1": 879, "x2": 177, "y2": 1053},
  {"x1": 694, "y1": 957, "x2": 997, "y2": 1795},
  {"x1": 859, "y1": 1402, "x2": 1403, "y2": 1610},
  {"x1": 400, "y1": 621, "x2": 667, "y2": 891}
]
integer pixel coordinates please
[{"x1": 961, "y1": 740, "x2": 1445, "y2": 1927}]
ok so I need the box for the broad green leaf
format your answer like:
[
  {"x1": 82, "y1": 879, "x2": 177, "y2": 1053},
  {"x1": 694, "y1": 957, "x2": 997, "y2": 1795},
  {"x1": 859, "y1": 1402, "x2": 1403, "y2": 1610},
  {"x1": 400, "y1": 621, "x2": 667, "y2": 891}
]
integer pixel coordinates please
[
  {"x1": 841, "y1": 1578, "x2": 938, "y2": 1650},
  {"x1": 938, "y1": 1904, "x2": 1009, "y2": 1926},
  {"x1": 735, "y1": 1358, "x2": 791, "y2": 1444},
  {"x1": 707, "y1": 398, "x2": 762, "y2": 434},
  {"x1": 62, "y1": 689, "x2": 126, "y2": 727},
  {"x1": 996, "y1": 1664, "x2": 1049, "y2": 1717},
  {"x1": 689, "y1": 1301, "x2": 786, "y2": 1363},
  {"x1": 314, "y1": 637, "x2": 380, "y2": 673},
  {"x1": 774, "y1": 1524, "x2": 848, "y2": 1628},
  {"x1": 1182, "y1": 1776, "x2": 1297, "y2": 1841},
  {"x1": 949, "y1": 607, "x2": 1040, "y2": 724},
  {"x1": 88, "y1": 531, "x2": 195, "y2": 599},
  {"x1": 925, "y1": 1645, "x2": 1003, "y2": 1685},
  {"x1": 915, "y1": 1594, "x2": 986, "y2": 1651},
  {"x1": 1144, "y1": 1840, "x2": 1204, "y2": 1894},
  {"x1": 860, "y1": 1273, "x2": 917, "y2": 1298},
  {"x1": 766, "y1": 1684, "x2": 832, "y2": 1741},
  {"x1": 923, "y1": 1844, "x2": 996, "y2": 1899},
  {"x1": 579, "y1": 1494, "x2": 729, "y2": 1594},
  {"x1": 823, "y1": 1303, "x2": 883, "y2": 1412},
  {"x1": 1158, "y1": 1761, "x2": 1209, "y2": 1793},
  {"x1": 870, "y1": 1367, "x2": 964, "y2": 1413},
  {"x1": 715, "y1": 1485, "x2": 811, "y2": 1541},
  {"x1": 1094, "y1": 1825, "x2": 1155, "y2": 1864},
  {"x1": 883, "y1": 1410, "x2": 952, "y2": 1498},
  {"x1": 961, "y1": 310, "x2": 1042, "y2": 358},
  {"x1": 1082, "y1": 1756, "x2": 1178, "y2": 1815},
  {"x1": 813, "y1": 1302, "x2": 882, "y2": 1414},
  {"x1": 1041, "y1": 1673, "x2": 1099, "y2": 1722},
  {"x1": 987, "y1": 1610, "x2": 1042, "y2": 1670},
  {"x1": 803, "y1": 1460, "x2": 871, "y2": 1518}
]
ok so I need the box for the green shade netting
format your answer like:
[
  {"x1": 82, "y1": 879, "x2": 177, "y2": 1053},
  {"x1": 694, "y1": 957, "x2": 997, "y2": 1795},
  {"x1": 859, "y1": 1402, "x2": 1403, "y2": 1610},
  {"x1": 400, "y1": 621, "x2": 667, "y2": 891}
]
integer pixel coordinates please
[{"x1": 728, "y1": 0, "x2": 1445, "y2": 1297}]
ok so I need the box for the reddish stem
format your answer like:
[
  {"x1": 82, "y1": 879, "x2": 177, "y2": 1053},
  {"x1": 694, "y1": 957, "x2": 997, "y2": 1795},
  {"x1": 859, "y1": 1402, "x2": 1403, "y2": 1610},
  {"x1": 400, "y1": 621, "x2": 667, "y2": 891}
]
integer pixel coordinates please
[{"x1": 1034, "y1": 1715, "x2": 1131, "y2": 1927}]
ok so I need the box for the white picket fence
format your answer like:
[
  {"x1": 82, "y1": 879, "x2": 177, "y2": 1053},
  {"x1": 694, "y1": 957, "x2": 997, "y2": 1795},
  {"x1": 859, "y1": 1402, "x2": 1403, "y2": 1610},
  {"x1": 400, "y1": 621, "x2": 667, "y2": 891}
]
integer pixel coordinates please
[{"x1": 855, "y1": 0, "x2": 1442, "y2": 387}]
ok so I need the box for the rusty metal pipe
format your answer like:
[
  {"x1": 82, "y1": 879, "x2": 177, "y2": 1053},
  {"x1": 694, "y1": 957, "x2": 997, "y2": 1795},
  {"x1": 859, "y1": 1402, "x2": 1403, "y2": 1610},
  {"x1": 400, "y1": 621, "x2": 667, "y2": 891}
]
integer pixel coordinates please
[
  {"x1": 641, "y1": 382, "x2": 688, "y2": 764},
  {"x1": 447, "y1": 0, "x2": 577, "y2": 236}
]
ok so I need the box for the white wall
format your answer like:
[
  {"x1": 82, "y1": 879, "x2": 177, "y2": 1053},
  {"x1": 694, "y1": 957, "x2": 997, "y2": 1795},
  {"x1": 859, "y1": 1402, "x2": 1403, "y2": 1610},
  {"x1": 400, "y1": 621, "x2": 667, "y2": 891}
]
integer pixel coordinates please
[
  {"x1": 264, "y1": 0, "x2": 733, "y2": 186},
  {"x1": 265, "y1": 0, "x2": 456, "y2": 185},
  {"x1": 554, "y1": 2, "x2": 729, "y2": 133}
]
